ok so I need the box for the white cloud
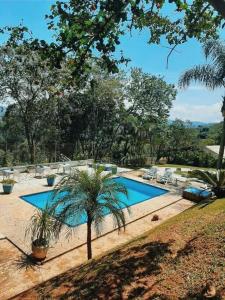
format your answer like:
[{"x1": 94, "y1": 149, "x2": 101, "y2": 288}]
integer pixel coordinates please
[{"x1": 170, "y1": 102, "x2": 222, "y2": 123}]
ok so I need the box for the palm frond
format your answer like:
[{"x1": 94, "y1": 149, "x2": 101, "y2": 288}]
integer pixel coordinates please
[
  {"x1": 50, "y1": 169, "x2": 129, "y2": 239},
  {"x1": 204, "y1": 40, "x2": 225, "y2": 70},
  {"x1": 179, "y1": 65, "x2": 218, "y2": 89},
  {"x1": 190, "y1": 170, "x2": 217, "y2": 187}
]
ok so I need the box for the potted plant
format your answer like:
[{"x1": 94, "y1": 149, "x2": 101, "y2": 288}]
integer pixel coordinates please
[
  {"x1": 47, "y1": 174, "x2": 56, "y2": 186},
  {"x1": 111, "y1": 165, "x2": 117, "y2": 175},
  {"x1": 1, "y1": 178, "x2": 16, "y2": 194},
  {"x1": 26, "y1": 207, "x2": 58, "y2": 260}
]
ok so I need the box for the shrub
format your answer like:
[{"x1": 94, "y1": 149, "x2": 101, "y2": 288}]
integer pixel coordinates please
[
  {"x1": 2, "y1": 151, "x2": 13, "y2": 167},
  {"x1": 47, "y1": 174, "x2": 56, "y2": 179},
  {"x1": 1, "y1": 179, "x2": 17, "y2": 185}
]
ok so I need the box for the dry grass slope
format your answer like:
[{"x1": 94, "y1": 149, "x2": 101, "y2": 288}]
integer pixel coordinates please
[{"x1": 13, "y1": 199, "x2": 225, "y2": 300}]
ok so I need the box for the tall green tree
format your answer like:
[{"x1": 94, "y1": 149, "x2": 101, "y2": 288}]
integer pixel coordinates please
[
  {"x1": 114, "y1": 68, "x2": 176, "y2": 165},
  {"x1": 52, "y1": 169, "x2": 129, "y2": 260},
  {"x1": 0, "y1": 30, "x2": 62, "y2": 163},
  {"x1": 179, "y1": 39, "x2": 225, "y2": 170}
]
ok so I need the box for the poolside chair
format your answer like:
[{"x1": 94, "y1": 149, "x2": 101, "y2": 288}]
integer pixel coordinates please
[
  {"x1": 2, "y1": 169, "x2": 15, "y2": 179},
  {"x1": 157, "y1": 168, "x2": 174, "y2": 184},
  {"x1": 35, "y1": 166, "x2": 50, "y2": 178},
  {"x1": 142, "y1": 167, "x2": 158, "y2": 180},
  {"x1": 63, "y1": 164, "x2": 72, "y2": 175},
  {"x1": 35, "y1": 166, "x2": 45, "y2": 178}
]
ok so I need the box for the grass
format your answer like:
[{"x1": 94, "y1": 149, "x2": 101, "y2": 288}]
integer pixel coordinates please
[
  {"x1": 156, "y1": 163, "x2": 217, "y2": 171},
  {"x1": 14, "y1": 199, "x2": 225, "y2": 300},
  {"x1": 174, "y1": 170, "x2": 190, "y2": 177}
]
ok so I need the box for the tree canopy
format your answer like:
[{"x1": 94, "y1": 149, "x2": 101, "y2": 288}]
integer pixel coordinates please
[{"x1": 40, "y1": 0, "x2": 225, "y2": 75}]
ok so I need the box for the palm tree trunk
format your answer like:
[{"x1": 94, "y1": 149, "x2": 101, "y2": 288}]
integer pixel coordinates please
[
  {"x1": 87, "y1": 214, "x2": 92, "y2": 260},
  {"x1": 217, "y1": 116, "x2": 225, "y2": 170}
]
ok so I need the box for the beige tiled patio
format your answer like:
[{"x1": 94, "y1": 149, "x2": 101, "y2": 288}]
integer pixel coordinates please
[{"x1": 0, "y1": 169, "x2": 194, "y2": 299}]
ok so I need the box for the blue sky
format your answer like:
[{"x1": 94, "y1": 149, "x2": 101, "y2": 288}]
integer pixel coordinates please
[{"x1": 0, "y1": 0, "x2": 224, "y2": 123}]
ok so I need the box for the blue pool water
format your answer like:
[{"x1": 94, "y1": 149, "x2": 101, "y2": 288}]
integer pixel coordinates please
[{"x1": 21, "y1": 177, "x2": 168, "y2": 227}]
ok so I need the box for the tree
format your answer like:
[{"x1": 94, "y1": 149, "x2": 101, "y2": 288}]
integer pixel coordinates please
[
  {"x1": 43, "y1": 0, "x2": 223, "y2": 76},
  {"x1": 57, "y1": 68, "x2": 125, "y2": 160},
  {"x1": 168, "y1": 119, "x2": 197, "y2": 162},
  {"x1": 127, "y1": 68, "x2": 176, "y2": 121},
  {"x1": 179, "y1": 39, "x2": 225, "y2": 170},
  {"x1": 52, "y1": 169, "x2": 129, "y2": 260},
  {"x1": 114, "y1": 68, "x2": 176, "y2": 164},
  {"x1": 0, "y1": 30, "x2": 62, "y2": 163}
]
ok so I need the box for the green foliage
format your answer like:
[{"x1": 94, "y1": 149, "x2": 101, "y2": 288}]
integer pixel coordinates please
[
  {"x1": 51, "y1": 169, "x2": 129, "y2": 259},
  {"x1": 190, "y1": 169, "x2": 225, "y2": 187},
  {"x1": 53, "y1": 169, "x2": 129, "y2": 233},
  {"x1": 179, "y1": 39, "x2": 225, "y2": 170},
  {"x1": 1, "y1": 178, "x2": 16, "y2": 184},
  {"x1": 0, "y1": 28, "x2": 67, "y2": 163},
  {"x1": 190, "y1": 169, "x2": 225, "y2": 197},
  {"x1": 179, "y1": 40, "x2": 225, "y2": 90},
  {"x1": 47, "y1": 174, "x2": 56, "y2": 179},
  {"x1": 2, "y1": 151, "x2": 13, "y2": 167},
  {"x1": 26, "y1": 206, "x2": 58, "y2": 247},
  {"x1": 44, "y1": 0, "x2": 223, "y2": 75},
  {"x1": 0, "y1": 28, "x2": 223, "y2": 170},
  {"x1": 170, "y1": 150, "x2": 217, "y2": 168}
]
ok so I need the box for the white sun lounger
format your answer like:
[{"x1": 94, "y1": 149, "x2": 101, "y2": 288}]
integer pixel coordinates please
[
  {"x1": 142, "y1": 167, "x2": 158, "y2": 180},
  {"x1": 157, "y1": 168, "x2": 174, "y2": 184},
  {"x1": 35, "y1": 166, "x2": 50, "y2": 178}
]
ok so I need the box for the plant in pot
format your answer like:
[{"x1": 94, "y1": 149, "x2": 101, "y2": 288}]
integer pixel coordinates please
[
  {"x1": 26, "y1": 206, "x2": 58, "y2": 260},
  {"x1": 47, "y1": 174, "x2": 56, "y2": 186},
  {"x1": 190, "y1": 169, "x2": 225, "y2": 198},
  {"x1": 1, "y1": 178, "x2": 16, "y2": 194}
]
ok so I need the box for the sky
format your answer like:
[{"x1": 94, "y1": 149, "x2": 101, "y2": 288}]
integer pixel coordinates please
[{"x1": 0, "y1": 0, "x2": 224, "y2": 123}]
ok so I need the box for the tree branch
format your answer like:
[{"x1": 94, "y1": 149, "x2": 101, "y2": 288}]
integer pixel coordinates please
[{"x1": 208, "y1": 0, "x2": 225, "y2": 19}]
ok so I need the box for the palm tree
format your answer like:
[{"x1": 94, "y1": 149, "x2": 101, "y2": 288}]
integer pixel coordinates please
[
  {"x1": 190, "y1": 169, "x2": 225, "y2": 198},
  {"x1": 179, "y1": 39, "x2": 225, "y2": 170},
  {"x1": 51, "y1": 168, "x2": 129, "y2": 260}
]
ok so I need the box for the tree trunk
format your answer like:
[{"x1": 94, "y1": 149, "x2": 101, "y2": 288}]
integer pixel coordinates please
[
  {"x1": 28, "y1": 142, "x2": 35, "y2": 164},
  {"x1": 86, "y1": 215, "x2": 92, "y2": 260},
  {"x1": 23, "y1": 120, "x2": 35, "y2": 164},
  {"x1": 217, "y1": 116, "x2": 225, "y2": 170}
]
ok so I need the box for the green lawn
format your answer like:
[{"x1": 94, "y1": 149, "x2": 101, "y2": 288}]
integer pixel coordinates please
[
  {"x1": 156, "y1": 163, "x2": 217, "y2": 171},
  {"x1": 16, "y1": 198, "x2": 225, "y2": 300}
]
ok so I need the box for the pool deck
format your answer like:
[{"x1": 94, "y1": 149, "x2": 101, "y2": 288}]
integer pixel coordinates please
[{"x1": 0, "y1": 168, "x2": 194, "y2": 299}]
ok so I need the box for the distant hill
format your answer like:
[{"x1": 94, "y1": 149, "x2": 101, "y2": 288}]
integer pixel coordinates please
[{"x1": 190, "y1": 121, "x2": 211, "y2": 128}]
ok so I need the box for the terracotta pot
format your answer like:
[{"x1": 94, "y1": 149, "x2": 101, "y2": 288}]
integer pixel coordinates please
[{"x1": 32, "y1": 240, "x2": 49, "y2": 260}]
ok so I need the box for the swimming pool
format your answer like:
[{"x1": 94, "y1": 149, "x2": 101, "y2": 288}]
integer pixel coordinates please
[{"x1": 21, "y1": 177, "x2": 168, "y2": 227}]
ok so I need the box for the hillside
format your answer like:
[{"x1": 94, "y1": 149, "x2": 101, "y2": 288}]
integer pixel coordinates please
[{"x1": 14, "y1": 199, "x2": 225, "y2": 300}]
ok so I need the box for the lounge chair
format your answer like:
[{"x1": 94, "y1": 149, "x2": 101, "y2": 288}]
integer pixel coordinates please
[
  {"x1": 35, "y1": 166, "x2": 50, "y2": 178},
  {"x1": 157, "y1": 168, "x2": 174, "y2": 184},
  {"x1": 142, "y1": 167, "x2": 158, "y2": 180},
  {"x1": 2, "y1": 169, "x2": 16, "y2": 179}
]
